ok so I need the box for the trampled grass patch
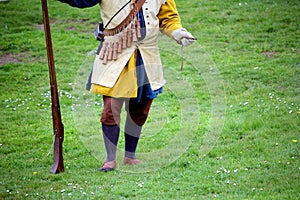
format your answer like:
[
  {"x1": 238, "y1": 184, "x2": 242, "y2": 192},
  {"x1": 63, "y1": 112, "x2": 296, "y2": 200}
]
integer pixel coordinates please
[{"x1": 0, "y1": 0, "x2": 299, "y2": 199}]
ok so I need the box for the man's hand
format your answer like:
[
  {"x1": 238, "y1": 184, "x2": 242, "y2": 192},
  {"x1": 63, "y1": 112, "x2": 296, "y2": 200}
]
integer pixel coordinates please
[{"x1": 172, "y1": 28, "x2": 195, "y2": 46}]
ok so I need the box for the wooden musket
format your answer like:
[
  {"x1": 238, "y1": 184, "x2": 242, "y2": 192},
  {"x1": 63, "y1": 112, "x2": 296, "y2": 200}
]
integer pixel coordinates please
[{"x1": 41, "y1": 0, "x2": 65, "y2": 174}]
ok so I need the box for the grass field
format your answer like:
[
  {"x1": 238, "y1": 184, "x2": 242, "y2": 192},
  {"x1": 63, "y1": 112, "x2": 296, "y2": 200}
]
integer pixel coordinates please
[{"x1": 0, "y1": 0, "x2": 299, "y2": 199}]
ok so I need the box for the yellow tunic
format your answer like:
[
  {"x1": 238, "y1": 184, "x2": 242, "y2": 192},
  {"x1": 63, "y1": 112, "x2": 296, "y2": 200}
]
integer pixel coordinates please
[{"x1": 90, "y1": 0, "x2": 182, "y2": 97}]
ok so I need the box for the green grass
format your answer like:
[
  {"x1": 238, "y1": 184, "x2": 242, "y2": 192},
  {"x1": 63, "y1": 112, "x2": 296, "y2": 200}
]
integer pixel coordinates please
[{"x1": 1, "y1": 0, "x2": 299, "y2": 199}]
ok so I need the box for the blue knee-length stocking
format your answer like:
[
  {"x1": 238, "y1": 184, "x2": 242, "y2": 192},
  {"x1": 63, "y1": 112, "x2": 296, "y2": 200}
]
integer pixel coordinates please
[
  {"x1": 102, "y1": 124, "x2": 120, "y2": 162},
  {"x1": 124, "y1": 117, "x2": 142, "y2": 159}
]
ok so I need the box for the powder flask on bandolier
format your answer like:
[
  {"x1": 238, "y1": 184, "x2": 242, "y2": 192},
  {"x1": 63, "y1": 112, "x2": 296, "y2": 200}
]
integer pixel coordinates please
[{"x1": 96, "y1": 0, "x2": 144, "y2": 64}]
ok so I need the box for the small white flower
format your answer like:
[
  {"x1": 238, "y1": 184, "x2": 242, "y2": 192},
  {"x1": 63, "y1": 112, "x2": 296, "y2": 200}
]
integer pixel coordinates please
[
  {"x1": 226, "y1": 180, "x2": 230, "y2": 184},
  {"x1": 61, "y1": 189, "x2": 66, "y2": 193},
  {"x1": 68, "y1": 193, "x2": 72, "y2": 196}
]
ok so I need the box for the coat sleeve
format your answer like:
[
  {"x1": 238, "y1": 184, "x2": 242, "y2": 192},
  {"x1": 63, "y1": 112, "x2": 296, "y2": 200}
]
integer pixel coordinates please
[
  {"x1": 158, "y1": 0, "x2": 182, "y2": 37},
  {"x1": 57, "y1": 0, "x2": 100, "y2": 8}
]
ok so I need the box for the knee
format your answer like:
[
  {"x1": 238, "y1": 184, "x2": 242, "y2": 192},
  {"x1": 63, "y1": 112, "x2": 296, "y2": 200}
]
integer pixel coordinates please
[
  {"x1": 129, "y1": 111, "x2": 149, "y2": 126},
  {"x1": 101, "y1": 110, "x2": 120, "y2": 125}
]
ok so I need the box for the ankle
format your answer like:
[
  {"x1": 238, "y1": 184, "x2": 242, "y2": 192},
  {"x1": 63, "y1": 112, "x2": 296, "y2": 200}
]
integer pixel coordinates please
[
  {"x1": 124, "y1": 151, "x2": 136, "y2": 159},
  {"x1": 124, "y1": 157, "x2": 140, "y2": 165}
]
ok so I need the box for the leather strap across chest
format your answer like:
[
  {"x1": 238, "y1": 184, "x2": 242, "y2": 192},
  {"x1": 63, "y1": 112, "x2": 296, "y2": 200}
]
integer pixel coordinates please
[{"x1": 103, "y1": 0, "x2": 146, "y2": 36}]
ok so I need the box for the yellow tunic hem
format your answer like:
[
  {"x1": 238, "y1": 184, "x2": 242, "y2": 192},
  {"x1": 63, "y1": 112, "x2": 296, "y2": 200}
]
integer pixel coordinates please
[{"x1": 90, "y1": 52, "x2": 138, "y2": 98}]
